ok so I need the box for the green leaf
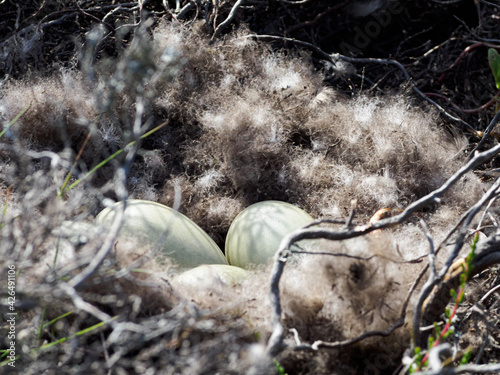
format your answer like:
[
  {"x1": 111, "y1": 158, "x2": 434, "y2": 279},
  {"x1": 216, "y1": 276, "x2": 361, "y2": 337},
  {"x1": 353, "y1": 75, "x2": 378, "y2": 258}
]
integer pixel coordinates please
[
  {"x1": 450, "y1": 288, "x2": 457, "y2": 301},
  {"x1": 35, "y1": 316, "x2": 119, "y2": 351},
  {"x1": 458, "y1": 288, "x2": 465, "y2": 304},
  {"x1": 443, "y1": 329, "x2": 454, "y2": 339},
  {"x1": 461, "y1": 348, "x2": 472, "y2": 364},
  {"x1": 274, "y1": 360, "x2": 288, "y2": 375},
  {"x1": 0, "y1": 102, "x2": 31, "y2": 139},
  {"x1": 62, "y1": 120, "x2": 168, "y2": 195},
  {"x1": 488, "y1": 48, "x2": 500, "y2": 90},
  {"x1": 428, "y1": 335, "x2": 435, "y2": 348}
]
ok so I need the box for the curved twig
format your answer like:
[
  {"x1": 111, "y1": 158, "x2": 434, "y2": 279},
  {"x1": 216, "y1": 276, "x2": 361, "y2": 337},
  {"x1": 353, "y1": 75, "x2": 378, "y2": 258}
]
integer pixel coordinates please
[
  {"x1": 469, "y1": 108, "x2": 500, "y2": 158},
  {"x1": 420, "y1": 362, "x2": 500, "y2": 374},
  {"x1": 415, "y1": 177, "x2": 500, "y2": 348},
  {"x1": 418, "y1": 231, "x2": 500, "y2": 347},
  {"x1": 265, "y1": 143, "x2": 500, "y2": 356},
  {"x1": 211, "y1": 0, "x2": 244, "y2": 42},
  {"x1": 247, "y1": 34, "x2": 476, "y2": 133}
]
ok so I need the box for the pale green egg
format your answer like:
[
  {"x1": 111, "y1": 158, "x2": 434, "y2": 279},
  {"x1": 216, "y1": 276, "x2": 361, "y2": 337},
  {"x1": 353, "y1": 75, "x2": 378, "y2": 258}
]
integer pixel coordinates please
[
  {"x1": 225, "y1": 200, "x2": 314, "y2": 269},
  {"x1": 96, "y1": 199, "x2": 227, "y2": 269},
  {"x1": 175, "y1": 264, "x2": 248, "y2": 287}
]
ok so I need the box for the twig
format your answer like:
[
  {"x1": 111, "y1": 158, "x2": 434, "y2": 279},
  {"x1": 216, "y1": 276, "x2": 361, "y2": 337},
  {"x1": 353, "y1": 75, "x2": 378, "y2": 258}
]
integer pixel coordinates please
[
  {"x1": 211, "y1": 0, "x2": 244, "y2": 42},
  {"x1": 267, "y1": 248, "x2": 288, "y2": 356},
  {"x1": 303, "y1": 218, "x2": 348, "y2": 228},
  {"x1": 427, "y1": 343, "x2": 452, "y2": 371},
  {"x1": 477, "y1": 196, "x2": 497, "y2": 230},
  {"x1": 73, "y1": 0, "x2": 116, "y2": 31},
  {"x1": 345, "y1": 199, "x2": 357, "y2": 229},
  {"x1": 290, "y1": 328, "x2": 301, "y2": 345},
  {"x1": 308, "y1": 320, "x2": 404, "y2": 350},
  {"x1": 285, "y1": 2, "x2": 350, "y2": 34},
  {"x1": 290, "y1": 250, "x2": 374, "y2": 261},
  {"x1": 67, "y1": 138, "x2": 136, "y2": 289},
  {"x1": 266, "y1": 143, "x2": 500, "y2": 356},
  {"x1": 60, "y1": 283, "x2": 115, "y2": 325},
  {"x1": 423, "y1": 92, "x2": 500, "y2": 114},
  {"x1": 176, "y1": 2, "x2": 195, "y2": 19},
  {"x1": 478, "y1": 283, "x2": 500, "y2": 306},
  {"x1": 469, "y1": 108, "x2": 500, "y2": 158},
  {"x1": 277, "y1": 0, "x2": 314, "y2": 4},
  {"x1": 471, "y1": 305, "x2": 489, "y2": 365},
  {"x1": 246, "y1": 34, "x2": 477, "y2": 133},
  {"x1": 286, "y1": 143, "x2": 500, "y2": 246},
  {"x1": 419, "y1": 362, "x2": 500, "y2": 374},
  {"x1": 420, "y1": 220, "x2": 437, "y2": 279},
  {"x1": 67, "y1": 191, "x2": 125, "y2": 289},
  {"x1": 436, "y1": 42, "x2": 500, "y2": 84},
  {"x1": 415, "y1": 177, "x2": 500, "y2": 348}
]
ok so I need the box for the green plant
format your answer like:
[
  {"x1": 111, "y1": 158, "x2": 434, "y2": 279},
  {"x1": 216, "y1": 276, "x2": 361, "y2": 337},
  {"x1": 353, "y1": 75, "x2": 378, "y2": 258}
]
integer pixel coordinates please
[
  {"x1": 489, "y1": 48, "x2": 500, "y2": 90},
  {"x1": 58, "y1": 121, "x2": 168, "y2": 198},
  {"x1": 274, "y1": 360, "x2": 288, "y2": 375},
  {"x1": 33, "y1": 315, "x2": 118, "y2": 352},
  {"x1": 409, "y1": 232, "x2": 478, "y2": 373},
  {"x1": 488, "y1": 48, "x2": 500, "y2": 112},
  {"x1": 0, "y1": 102, "x2": 31, "y2": 139},
  {"x1": 0, "y1": 185, "x2": 12, "y2": 229}
]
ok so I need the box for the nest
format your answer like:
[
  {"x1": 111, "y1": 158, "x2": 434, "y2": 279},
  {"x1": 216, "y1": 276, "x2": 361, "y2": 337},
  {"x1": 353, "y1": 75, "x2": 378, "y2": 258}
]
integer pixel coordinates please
[{"x1": 1, "y1": 1, "x2": 500, "y2": 374}]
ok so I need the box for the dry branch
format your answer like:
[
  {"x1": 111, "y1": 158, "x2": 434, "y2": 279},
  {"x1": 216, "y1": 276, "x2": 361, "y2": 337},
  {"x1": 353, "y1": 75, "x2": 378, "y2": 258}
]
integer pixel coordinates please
[
  {"x1": 420, "y1": 362, "x2": 500, "y2": 374},
  {"x1": 266, "y1": 141, "x2": 500, "y2": 357},
  {"x1": 211, "y1": 0, "x2": 244, "y2": 42},
  {"x1": 420, "y1": 233, "x2": 500, "y2": 331},
  {"x1": 414, "y1": 176, "x2": 500, "y2": 348},
  {"x1": 247, "y1": 34, "x2": 479, "y2": 133}
]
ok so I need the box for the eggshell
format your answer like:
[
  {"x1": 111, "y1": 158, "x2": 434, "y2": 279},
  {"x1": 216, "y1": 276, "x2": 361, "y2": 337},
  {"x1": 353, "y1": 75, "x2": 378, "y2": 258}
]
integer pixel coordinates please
[
  {"x1": 225, "y1": 200, "x2": 314, "y2": 268},
  {"x1": 96, "y1": 199, "x2": 227, "y2": 269}
]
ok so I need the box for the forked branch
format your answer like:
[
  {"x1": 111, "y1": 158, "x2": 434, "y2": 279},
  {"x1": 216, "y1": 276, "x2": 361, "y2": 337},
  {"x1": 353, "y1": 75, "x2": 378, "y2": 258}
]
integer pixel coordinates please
[{"x1": 266, "y1": 142, "x2": 500, "y2": 357}]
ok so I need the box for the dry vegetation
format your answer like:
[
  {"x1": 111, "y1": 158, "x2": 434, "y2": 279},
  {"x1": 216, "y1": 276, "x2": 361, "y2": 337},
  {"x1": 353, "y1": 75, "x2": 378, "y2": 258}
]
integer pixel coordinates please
[{"x1": 1, "y1": 1, "x2": 500, "y2": 374}]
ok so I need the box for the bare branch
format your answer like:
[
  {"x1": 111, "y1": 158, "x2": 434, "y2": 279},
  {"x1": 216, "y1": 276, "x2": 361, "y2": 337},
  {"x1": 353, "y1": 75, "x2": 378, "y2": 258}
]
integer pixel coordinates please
[
  {"x1": 290, "y1": 250, "x2": 374, "y2": 261},
  {"x1": 420, "y1": 220, "x2": 437, "y2": 279},
  {"x1": 211, "y1": 0, "x2": 244, "y2": 42},
  {"x1": 266, "y1": 143, "x2": 500, "y2": 356},
  {"x1": 478, "y1": 283, "x2": 500, "y2": 306},
  {"x1": 427, "y1": 343, "x2": 452, "y2": 371},
  {"x1": 471, "y1": 305, "x2": 489, "y2": 364},
  {"x1": 67, "y1": 185, "x2": 126, "y2": 289},
  {"x1": 420, "y1": 362, "x2": 500, "y2": 374},
  {"x1": 417, "y1": 230, "x2": 500, "y2": 348},
  {"x1": 60, "y1": 283, "x2": 116, "y2": 325},
  {"x1": 266, "y1": 248, "x2": 288, "y2": 356},
  {"x1": 345, "y1": 199, "x2": 357, "y2": 229},
  {"x1": 246, "y1": 34, "x2": 476, "y2": 132},
  {"x1": 469, "y1": 108, "x2": 500, "y2": 158},
  {"x1": 276, "y1": 0, "x2": 314, "y2": 4},
  {"x1": 270, "y1": 143, "x2": 500, "y2": 249}
]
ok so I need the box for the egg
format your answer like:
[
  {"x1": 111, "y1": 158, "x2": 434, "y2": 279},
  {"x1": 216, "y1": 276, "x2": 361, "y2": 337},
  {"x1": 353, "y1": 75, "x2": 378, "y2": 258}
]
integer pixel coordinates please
[
  {"x1": 175, "y1": 264, "x2": 248, "y2": 288},
  {"x1": 225, "y1": 200, "x2": 314, "y2": 268},
  {"x1": 96, "y1": 199, "x2": 228, "y2": 269}
]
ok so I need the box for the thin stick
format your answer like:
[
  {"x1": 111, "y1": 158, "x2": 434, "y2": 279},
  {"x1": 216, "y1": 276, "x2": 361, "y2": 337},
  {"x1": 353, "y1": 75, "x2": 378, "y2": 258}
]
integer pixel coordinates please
[
  {"x1": 266, "y1": 143, "x2": 500, "y2": 356},
  {"x1": 0, "y1": 101, "x2": 31, "y2": 139},
  {"x1": 247, "y1": 34, "x2": 476, "y2": 132},
  {"x1": 211, "y1": 0, "x2": 244, "y2": 42},
  {"x1": 59, "y1": 132, "x2": 92, "y2": 197},
  {"x1": 420, "y1": 220, "x2": 437, "y2": 279},
  {"x1": 66, "y1": 121, "x2": 168, "y2": 192}
]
